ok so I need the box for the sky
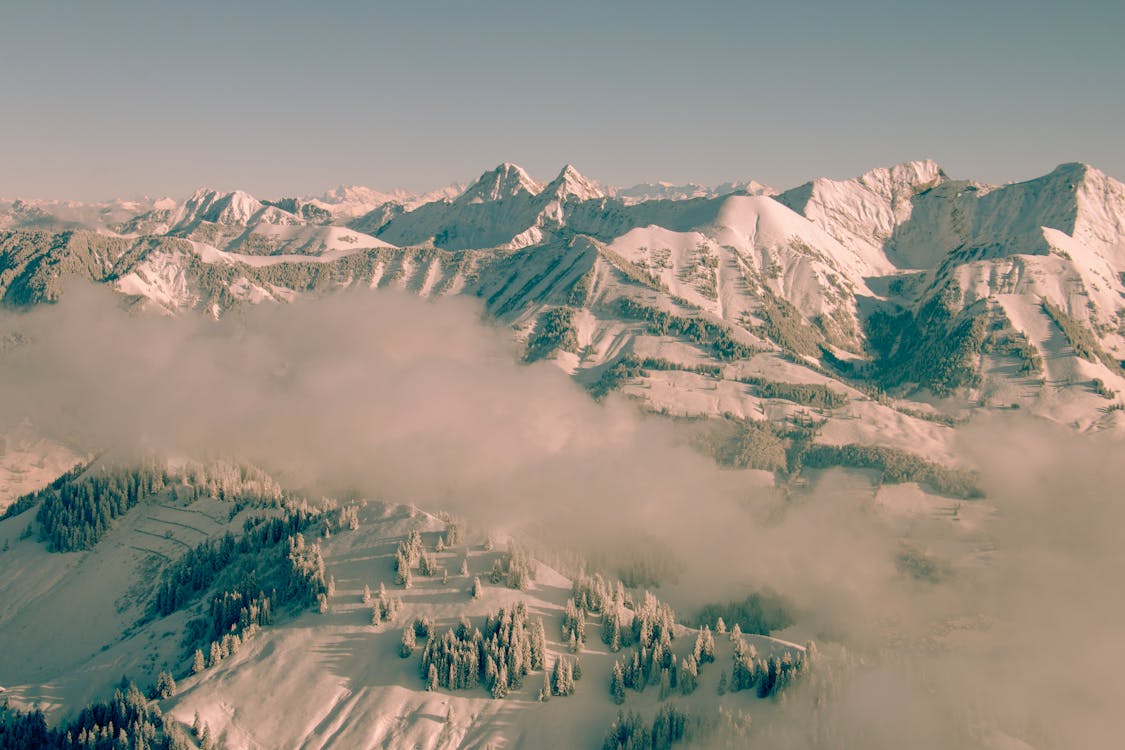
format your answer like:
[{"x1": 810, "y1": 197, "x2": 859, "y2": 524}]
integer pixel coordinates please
[{"x1": 1, "y1": 0, "x2": 1122, "y2": 201}]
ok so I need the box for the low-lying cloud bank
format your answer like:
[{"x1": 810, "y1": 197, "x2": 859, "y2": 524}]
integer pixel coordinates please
[{"x1": 1, "y1": 283, "x2": 1120, "y2": 749}]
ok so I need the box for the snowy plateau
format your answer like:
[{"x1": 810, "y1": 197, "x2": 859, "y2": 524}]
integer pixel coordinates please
[{"x1": 1, "y1": 160, "x2": 1124, "y2": 749}]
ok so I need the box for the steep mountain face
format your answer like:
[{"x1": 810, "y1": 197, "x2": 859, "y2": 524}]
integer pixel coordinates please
[
  {"x1": 3, "y1": 160, "x2": 1125, "y2": 445},
  {"x1": 776, "y1": 159, "x2": 945, "y2": 274}
]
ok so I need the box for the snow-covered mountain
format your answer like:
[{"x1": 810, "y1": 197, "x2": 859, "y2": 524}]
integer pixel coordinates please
[
  {"x1": 613, "y1": 179, "x2": 774, "y2": 204},
  {"x1": 3, "y1": 159, "x2": 1125, "y2": 444}
]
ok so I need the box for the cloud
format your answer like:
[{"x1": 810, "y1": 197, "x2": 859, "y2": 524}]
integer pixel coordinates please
[{"x1": 2, "y1": 282, "x2": 1121, "y2": 749}]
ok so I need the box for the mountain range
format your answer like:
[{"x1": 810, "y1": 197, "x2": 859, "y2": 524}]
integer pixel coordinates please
[{"x1": 3, "y1": 159, "x2": 1123, "y2": 467}]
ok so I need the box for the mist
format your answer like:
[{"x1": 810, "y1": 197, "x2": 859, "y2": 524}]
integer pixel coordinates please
[{"x1": 1, "y1": 282, "x2": 1121, "y2": 749}]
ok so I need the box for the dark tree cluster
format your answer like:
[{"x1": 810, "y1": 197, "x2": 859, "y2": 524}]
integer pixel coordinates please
[
  {"x1": 547, "y1": 655, "x2": 580, "y2": 698},
  {"x1": 0, "y1": 680, "x2": 193, "y2": 750},
  {"x1": 561, "y1": 598, "x2": 586, "y2": 651},
  {"x1": 616, "y1": 298, "x2": 757, "y2": 362},
  {"x1": 285, "y1": 532, "x2": 328, "y2": 607},
  {"x1": 172, "y1": 460, "x2": 281, "y2": 506},
  {"x1": 602, "y1": 704, "x2": 695, "y2": 750},
  {"x1": 571, "y1": 572, "x2": 615, "y2": 614},
  {"x1": 442, "y1": 518, "x2": 462, "y2": 547},
  {"x1": 35, "y1": 464, "x2": 169, "y2": 552},
  {"x1": 369, "y1": 582, "x2": 401, "y2": 625},
  {"x1": 394, "y1": 529, "x2": 424, "y2": 588},
  {"x1": 524, "y1": 306, "x2": 580, "y2": 363},
  {"x1": 489, "y1": 543, "x2": 536, "y2": 590},
  {"x1": 417, "y1": 602, "x2": 549, "y2": 699},
  {"x1": 153, "y1": 505, "x2": 321, "y2": 616},
  {"x1": 608, "y1": 592, "x2": 679, "y2": 703},
  {"x1": 151, "y1": 505, "x2": 328, "y2": 673},
  {"x1": 799, "y1": 443, "x2": 982, "y2": 499},
  {"x1": 726, "y1": 632, "x2": 806, "y2": 698}
]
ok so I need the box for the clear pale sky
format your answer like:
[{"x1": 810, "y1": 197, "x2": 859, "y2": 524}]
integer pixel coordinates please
[{"x1": 2, "y1": 0, "x2": 1121, "y2": 200}]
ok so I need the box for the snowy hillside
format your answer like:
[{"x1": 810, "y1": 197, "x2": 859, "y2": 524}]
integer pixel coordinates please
[{"x1": 0, "y1": 461, "x2": 814, "y2": 749}]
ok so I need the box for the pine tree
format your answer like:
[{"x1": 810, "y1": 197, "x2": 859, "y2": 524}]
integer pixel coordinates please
[
  {"x1": 192, "y1": 649, "x2": 206, "y2": 674},
  {"x1": 718, "y1": 669, "x2": 729, "y2": 695},
  {"x1": 680, "y1": 656, "x2": 698, "y2": 695},
  {"x1": 610, "y1": 661, "x2": 626, "y2": 705},
  {"x1": 427, "y1": 663, "x2": 439, "y2": 691},
  {"x1": 460, "y1": 558, "x2": 469, "y2": 577},
  {"x1": 362, "y1": 584, "x2": 372, "y2": 604},
  {"x1": 700, "y1": 625, "x2": 716, "y2": 664},
  {"x1": 472, "y1": 576, "x2": 482, "y2": 599},
  {"x1": 400, "y1": 626, "x2": 416, "y2": 657},
  {"x1": 715, "y1": 616, "x2": 727, "y2": 634},
  {"x1": 192, "y1": 712, "x2": 202, "y2": 737},
  {"x1": 539, "y1": 668, "x2": 551, "y2": 702},
  {"x1": 492, "y1": 664, "x2": 509, "y2": 699},
  {"x1": 155, "y1": 670, "x2": 176, "y2": 699}
]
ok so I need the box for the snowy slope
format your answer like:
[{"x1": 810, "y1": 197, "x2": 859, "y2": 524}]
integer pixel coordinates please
[{"x1": 0, "y1": 474, "x2": 809, "y2": 749}]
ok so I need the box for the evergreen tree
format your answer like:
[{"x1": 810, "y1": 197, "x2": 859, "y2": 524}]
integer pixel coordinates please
[
  {"x1": 680, "y1": 656, "x2": 698, "y2": 695},
  {"x1": 610, "y1": 661, "x2": 627, "y2": 705},
  {"x1": 427, "y1": 663, "x2": 439, "y2": 691},
  {"x1": 155, "y1": 670, "x2": 176, "y2": 699},
  {"x1": 539, "y1": 669, "x2": 551, "y2": 702},
  {"x1": 400, "y1": 626, "x2": 416, "y2": 657},
  {"x1": 191, "y1": 649, "x2": 206, "y2": 674},
  {"x1": 460, "y1": 558, "x2": 469, "y2": 577},
  {"x1": 729, "y1": 623, "x2": 742, "y2": 643},
  {"x1": 715, "y1": 616, "x2": 727, "y2": 634},
  {"x1": 717, "y1": 669, "x2": 728, "y2": 695},
  {"x1": 362, "y1": 584, "x2": 372, "y2": 604},
  {"x1": 472, "y1": 576, "x2": 482, "y2": 599}
]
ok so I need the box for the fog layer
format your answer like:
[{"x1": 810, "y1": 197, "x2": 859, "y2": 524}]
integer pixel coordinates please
[{"x1": 1, "y1": 283, "x2": 1120, "y2": 749}]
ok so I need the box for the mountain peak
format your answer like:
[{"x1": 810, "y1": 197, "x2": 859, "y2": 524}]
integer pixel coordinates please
[
  {"x1": 544, "y1": 164, "x2": 604, "y2": 202},
  {"x1": 175, "y1": 187, "x2": 263, "y2": 228},
  {"x1": 855, "y1": 159, "x2": 946, "y2": 194},
  {"x1": 458, "y1": 163, "x2": 542, "y2": 204}
]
